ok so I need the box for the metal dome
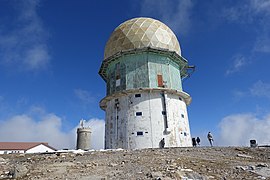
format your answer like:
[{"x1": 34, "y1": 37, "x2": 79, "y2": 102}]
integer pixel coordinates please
[{"x1": 104, "y1": 17, "x2": 181, "y2": 59}]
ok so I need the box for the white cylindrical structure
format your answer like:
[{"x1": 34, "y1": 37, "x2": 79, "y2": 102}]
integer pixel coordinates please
[
  {"x1": 102, "y1": 90, "x2": 191, "y2": 149},
  {"x1": 76, "y1": 128, "x2": 91, "y2": 150},
  {"x1": 99, "y1": 17, "x2": 193, "y2": 149}
]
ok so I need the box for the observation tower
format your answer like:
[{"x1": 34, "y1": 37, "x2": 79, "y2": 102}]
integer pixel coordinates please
[{"x1": 99, "y1": 17, "x2": 194, "y2": 149}]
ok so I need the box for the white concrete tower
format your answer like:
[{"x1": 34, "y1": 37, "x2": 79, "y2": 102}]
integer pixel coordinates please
[{"x1": 99, "y1": 17, "x2": 194, "y2": 149}]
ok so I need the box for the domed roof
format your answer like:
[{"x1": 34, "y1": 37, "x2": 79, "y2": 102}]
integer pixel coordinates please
[{"x1": 104, "y1": 17, "x2": 181, "y2": 59}]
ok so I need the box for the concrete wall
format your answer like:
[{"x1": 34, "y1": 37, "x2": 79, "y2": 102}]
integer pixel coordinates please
[
  {"x1": 104, "y1": 91, "x2": 192, "y2": 149},
  {"x1": 0, "y1": 150, "x2": 24, "y2": 154}
]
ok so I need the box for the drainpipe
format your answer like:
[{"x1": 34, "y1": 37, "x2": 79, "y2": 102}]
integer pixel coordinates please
[{"x1": 161, "y1": 91, "x2": 170, "y2": 134}]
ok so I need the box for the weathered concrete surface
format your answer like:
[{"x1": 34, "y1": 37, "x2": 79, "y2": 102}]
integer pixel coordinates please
[{"x1": 1, "y1": 147, "x2": 270, "y2": 179}]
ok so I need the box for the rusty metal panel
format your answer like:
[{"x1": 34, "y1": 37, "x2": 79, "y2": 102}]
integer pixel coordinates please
[{"x1": 157, "y1": 74, "x2": 163, "y2": 87}]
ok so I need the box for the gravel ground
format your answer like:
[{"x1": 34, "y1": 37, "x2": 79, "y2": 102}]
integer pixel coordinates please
[{"x1": 1, "y1": 147, "x2": 270, "y2": 179}]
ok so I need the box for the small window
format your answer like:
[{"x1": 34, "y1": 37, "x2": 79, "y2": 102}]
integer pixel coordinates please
[
  {"x1": 136, "y1": 112, "x2": 142, "y2": 116},
  {"x1": 137, "y1": 131, "x2": 143, "y2": 136},
  {"x1": 131, "y1": 132, "x2": 135, "y2": 134},
  {"x1": 116, "y1": 116, "x2": 119, "y2": 120},
  {"x1": 162, "y1": 111, "x2": 166, "y2": 115},
  {"x1": 179, "y1": 97, "x2": 183, "y2": 101},
  {"x1": 184, "y1": 132, "x2": 187, "y2": 136},
  {"x1": 116, "y1": 79, "x2": 121, "y2": 87},
  {"x1": 135, "y1": 94, "x2": 141, "y2": 98},
  {"x1": 145, "y1": 131, "x2": 148, "y2": 133},
  {"x1": 181, "y1": 114, "x2": 185, "y2": 118}
]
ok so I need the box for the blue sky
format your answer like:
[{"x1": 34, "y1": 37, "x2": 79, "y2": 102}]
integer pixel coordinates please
[{"x1": 0, "y1": 0, "x2": 270, "y2": 149}]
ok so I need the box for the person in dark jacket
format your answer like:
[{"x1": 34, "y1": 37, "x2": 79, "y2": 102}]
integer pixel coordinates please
[
  {"x1": 196, "y1": 137, "x2": 201, "y2": 145},
  {"x1": 160, "y1": 138, "x2": 165, "y2": 148},
  {"x1": 192, "y1": 138, "x2": 197, "y2": 147}
]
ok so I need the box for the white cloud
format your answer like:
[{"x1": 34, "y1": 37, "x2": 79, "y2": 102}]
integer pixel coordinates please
[
  {"x1": 253, "y1": 30, "x2": 270, "y2": 53},
  {"x1": 74, "y1": 89, "x2": 95, "y2": 104},
  {"x1": 218, "y1": 113, "x2": 270, "y2": 146},
  {"x1": 226, "y1": 54, "x2": 248, "y2": 75},
  {"x1": 250, "y1": 80, "x2": 270, "y2": 98},
  {"x1": 0, "y1": 109, "x2": 105, "y2": 150},
  {"x1": 140, "y1": 0, "x2": 194, "y2": 35},
  {"x1": 0, "y1": 0, "x2": 50, "y2": 71},
  {"x1": 251, "y1": 0, "x2": 270, "y2": 15},
  {"x1": 223, "y1": 0, "x2": 270, "y2": 53},
  {"x1": 232, "y1": 80, "x2": 270, "y2": 100}
]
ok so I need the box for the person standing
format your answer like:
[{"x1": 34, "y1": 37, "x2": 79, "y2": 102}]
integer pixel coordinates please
[
  {"x1": 196, "y1": 137, "x2": 201, "y2": 146},
  {"x1": 207, "y1": 132, "x2": 214, "y2": 147},
  {"x1": 160, "y1": 138, "x2": 165, "y2": 148},
  {"x1": 192, "y1": 138, "x2": 197, "y2": 147}
]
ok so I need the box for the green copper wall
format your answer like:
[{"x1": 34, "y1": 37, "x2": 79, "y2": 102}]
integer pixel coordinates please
[{"x1": 105, "y1": 52, "x2": 183, "y2": 96}]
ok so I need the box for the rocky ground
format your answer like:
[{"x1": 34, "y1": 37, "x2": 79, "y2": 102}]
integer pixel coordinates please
[{"x1": 1, "y1": 147, "x2": 270, "y2": 180}]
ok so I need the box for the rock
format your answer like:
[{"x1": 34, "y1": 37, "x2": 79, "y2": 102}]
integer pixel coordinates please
[
  {"x1": 11, "y1": 164, "x2": 28, "y2": 179},
  {"x1": 237, "y1": 154, "x2": 253, "y2": 158},
  {"x1": 257, "y1": 163, "x2": 268, "y2": 168},
  {"x1": 109, "y1": 163, "x2": 118, "y2": 167},
  {"x1": 0, "y1": 157, "x2": 6, "y2": 164},
  {"x1": 248, "y1": 165, "x2": 256, "y2": 170},
  {"x1": 151, "y1": 171, "x2": 163, "y2": 178},
  {"x1": 235, "y1": 166, "x2": 247, "y2": 171},
  {"x1": 145, "y1": 172, "x2": 153, "y2": 178}
]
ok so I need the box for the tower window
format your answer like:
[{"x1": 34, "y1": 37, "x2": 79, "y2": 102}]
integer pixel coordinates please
[
  {"x1": 184, "y1": 132, "x2": 187, "y2": 136},
  {"x1": 136, "y1": 112, "x2": 142, "y2": 116},
  {"x1": 181, "y1": 114, "x2": 185, "y2": 118},
  {"x1": 162, "y1": 111, "x2": 166, "y2": 115},
  {"x1": 137, "y1": 131, "x2": 143, "y2": 136},
  {"x1": 116, "y1": 79, "x2": 121, "y2": 87},
  {"x1": 179, "y1": 97, "x2": 183, "y2": 101},
  {"x1": 135, "y1": 94, "x2": 141, "y2": 98}
]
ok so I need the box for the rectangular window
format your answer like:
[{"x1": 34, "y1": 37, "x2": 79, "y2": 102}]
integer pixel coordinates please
[
  {"x1": 184, "y1": 132, "x2": 187, "y2": 136},
  {"x1": 116, "y1": 79, "x2": 121, "y2": 87},
  {"x1": 115, "y1": 62, "x2": 120, "y2": 80},
  {"x1": 135, "y1": 94, "x2": 141, "y2": 98},
  {"x1": 157, "y1": 74, "x2": 164, "y2": 87},
  {"x1": 137, "y1": 131, "x2": 143, "y2": 136},
  {"x1": 181, "y1": 114, "x2": 185, "y2": 118},
  {"x1": 136, "y1": 112, "x2": 142, "y2": 116}
]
